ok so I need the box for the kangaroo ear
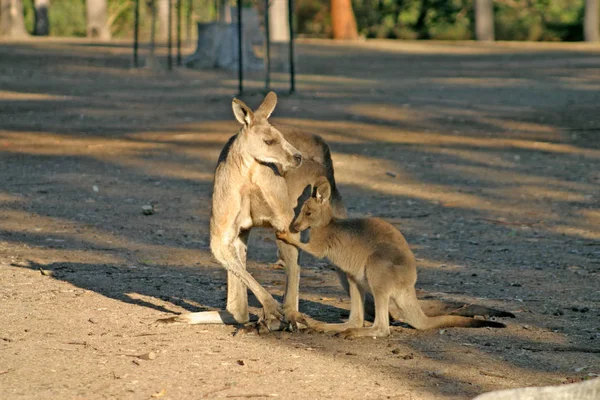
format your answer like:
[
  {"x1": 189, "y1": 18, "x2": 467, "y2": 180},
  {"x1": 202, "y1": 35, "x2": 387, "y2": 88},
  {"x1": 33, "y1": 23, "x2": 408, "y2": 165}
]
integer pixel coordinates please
[
  {"x1": 232, "y1": 98, "x2": 254, "y2": 127},
  {"x1": 314, "y1": 177, "x2": 331, "y2": 204},
  {"x1": 255, "y1": 91, "x2": 277, "y2": 119}
]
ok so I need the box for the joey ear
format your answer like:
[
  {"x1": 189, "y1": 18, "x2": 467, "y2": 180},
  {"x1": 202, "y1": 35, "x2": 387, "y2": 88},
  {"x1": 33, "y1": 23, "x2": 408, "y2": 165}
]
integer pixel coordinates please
[
  {"x1": 255, "y1": 91, "x2": 277, "y2": 119},
  {"x1": 313, "y1": 177, "x2": 331, "y2": 204},
  {"x1": 232, "y1": 98, "x2": 254, "y2": 126}
]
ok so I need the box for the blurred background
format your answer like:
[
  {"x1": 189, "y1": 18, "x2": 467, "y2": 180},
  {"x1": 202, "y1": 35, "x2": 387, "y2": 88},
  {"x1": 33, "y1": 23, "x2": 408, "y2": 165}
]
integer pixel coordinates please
[{"x1": 0, "y1": 0, "x2": 598, "y2": 43}]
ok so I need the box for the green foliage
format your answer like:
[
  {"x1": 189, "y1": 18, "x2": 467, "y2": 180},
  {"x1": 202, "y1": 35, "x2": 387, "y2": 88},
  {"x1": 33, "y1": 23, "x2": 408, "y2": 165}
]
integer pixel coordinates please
[
  {"x1": 49, "y1": 0, "x2": 87, "y2": 37},
  {"x1": 15, "y1": 0, "x2": 216, "y2": 38},
  {"x1": 11, "y1": 0, "x2": 596, "y2": 41},
  {"x1": 296, "y1": 0, "x2": 591, "y2": 41}
]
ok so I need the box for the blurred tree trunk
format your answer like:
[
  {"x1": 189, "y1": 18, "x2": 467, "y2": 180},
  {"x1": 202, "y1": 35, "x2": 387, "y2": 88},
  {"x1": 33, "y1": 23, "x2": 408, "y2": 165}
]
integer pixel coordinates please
[
  {"x1": 0, "y1": 0, "x2": 29, "y2": 38},
  {"x1": 414, "y1": 0, "x2": 430, "y2": 39},
  {"x1": 157, "y1": 0, "x2": 169, "y2": 41},
  {"x1": 146, "y1": 0, "x2": 159, "y2": 68},
  {"x1": 474, "y1": 0, "x2": 494, "y2": 41},
  {"x1": 269, "y1": 0, "x2": 289, "y2": 42},
  {"x1": 34, "y1": 0, "x2": 49, "y2": 36},
  {"x1": 217, "y1": 0, "x2": 230, "y2": 23},
  {"x1": 585, "y1": 0, "x2": 599, "y2": 42},
  {"x1": 331, "y1": 0, "x2": 358, "y2": 40},
  {"x1": 86, "y1": 0, "x2": 111, "y2": 39}
]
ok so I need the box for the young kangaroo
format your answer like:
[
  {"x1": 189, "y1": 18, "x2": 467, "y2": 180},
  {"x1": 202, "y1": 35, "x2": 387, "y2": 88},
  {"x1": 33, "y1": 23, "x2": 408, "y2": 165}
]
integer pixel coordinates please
[{"x1": 277, "y1": 177, "x2": 506, "y2": 339}]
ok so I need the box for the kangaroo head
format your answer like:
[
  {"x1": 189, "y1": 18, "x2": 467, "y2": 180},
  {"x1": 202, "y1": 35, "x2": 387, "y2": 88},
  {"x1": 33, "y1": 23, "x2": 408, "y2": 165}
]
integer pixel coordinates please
[
  {"x1": 292, "y1": 176, "x2": 333, "y2": 232},
  {"x1": 232, "y1": 92, "x2": 302, "y2": 171}
]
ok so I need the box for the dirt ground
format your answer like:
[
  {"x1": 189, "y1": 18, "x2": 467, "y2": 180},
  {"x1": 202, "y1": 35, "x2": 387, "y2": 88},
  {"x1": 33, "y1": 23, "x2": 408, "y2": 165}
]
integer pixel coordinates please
[{"x1": 1, "y1": 38, "x2": 599, "y2": 400}]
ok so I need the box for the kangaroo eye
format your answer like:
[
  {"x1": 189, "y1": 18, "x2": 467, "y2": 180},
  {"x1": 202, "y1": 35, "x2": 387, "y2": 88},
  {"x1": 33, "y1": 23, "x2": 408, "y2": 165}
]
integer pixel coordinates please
[
  {"x1": 305, "y1": 211, "x2": 312, "y2": 216},
  {"x1": 264, "y1": 139, "x2": 275, "y2": 146}
]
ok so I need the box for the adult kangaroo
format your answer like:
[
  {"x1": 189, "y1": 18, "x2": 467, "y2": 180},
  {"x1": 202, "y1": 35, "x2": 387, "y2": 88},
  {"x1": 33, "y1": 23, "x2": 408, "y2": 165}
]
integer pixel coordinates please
[{"x1": 174, "y1": 92, "x2": 345, "y2": 328}]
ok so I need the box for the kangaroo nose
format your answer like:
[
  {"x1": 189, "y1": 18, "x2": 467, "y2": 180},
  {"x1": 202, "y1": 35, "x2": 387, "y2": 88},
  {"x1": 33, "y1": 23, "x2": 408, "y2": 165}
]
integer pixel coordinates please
[{"x1": 293, "y1": 153, "x2": 302, "y2": 166}]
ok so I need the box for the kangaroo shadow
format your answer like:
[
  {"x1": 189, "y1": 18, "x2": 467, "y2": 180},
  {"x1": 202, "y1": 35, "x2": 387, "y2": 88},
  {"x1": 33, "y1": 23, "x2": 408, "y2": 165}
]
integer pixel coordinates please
[{"x1": 13, "y1": 259, "x2": 351, "y2": 322}]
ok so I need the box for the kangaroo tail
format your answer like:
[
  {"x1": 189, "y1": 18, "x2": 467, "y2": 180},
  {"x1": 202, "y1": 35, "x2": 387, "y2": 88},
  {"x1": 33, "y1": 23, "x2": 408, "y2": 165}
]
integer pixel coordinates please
[{"x1": 394, "y1": 290, "x2": 506, "y2": 330}]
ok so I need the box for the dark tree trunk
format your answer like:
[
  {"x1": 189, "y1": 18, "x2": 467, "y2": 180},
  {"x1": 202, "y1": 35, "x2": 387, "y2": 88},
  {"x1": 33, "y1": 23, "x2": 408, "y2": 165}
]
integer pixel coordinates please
[
  {"x1": 34, "y1": 0, "x2": 49, "y2": 36},
  {"x1": 474, "y1": 0, "x2": 494, "y2": 41},
  {"x1": 414, "y1": 0, "x2": 430, "y2": 39}
]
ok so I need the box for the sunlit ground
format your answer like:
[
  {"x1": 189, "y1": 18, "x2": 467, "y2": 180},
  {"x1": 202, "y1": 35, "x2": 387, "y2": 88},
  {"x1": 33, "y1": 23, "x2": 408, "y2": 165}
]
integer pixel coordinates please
[{"x1": 0, "y1": 38, "x2": 599, "y2": 399}]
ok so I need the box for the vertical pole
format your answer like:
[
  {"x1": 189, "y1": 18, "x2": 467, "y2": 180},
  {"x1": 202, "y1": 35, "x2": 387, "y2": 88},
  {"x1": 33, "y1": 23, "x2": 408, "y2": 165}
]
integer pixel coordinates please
[
  {"x1": 264, "y1": 0, "x2": 271, "y2": 91},
  {"x1": 176, "y1": 0, "x2": 182, "y2": 66},
  {"x1": 288, "y1": 0, "x2": 295, "y2": 93},
  {"x1": 237, "y1": 0, "x2": 243, "y2": 94},
  {"x1": 168, "y1": 0, "x2": 173, "y2": 70},
  {"x1": 133, "y1": 0, "x2": 140, "y2": 67}
]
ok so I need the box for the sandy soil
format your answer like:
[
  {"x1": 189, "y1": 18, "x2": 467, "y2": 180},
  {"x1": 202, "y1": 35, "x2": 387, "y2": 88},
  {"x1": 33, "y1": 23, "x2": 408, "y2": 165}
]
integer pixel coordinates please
[{"x1": 0, "y1": 38, "x2": 599, "y2": 400}]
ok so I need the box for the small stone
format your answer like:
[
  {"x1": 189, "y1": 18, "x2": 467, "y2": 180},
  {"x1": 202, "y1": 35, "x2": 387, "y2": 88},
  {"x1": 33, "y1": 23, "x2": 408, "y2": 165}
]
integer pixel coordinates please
[
  {"x1": 236, "y1": 359, "x2": 245, "y2": 366},
  {"x1": 391, "y1": 348, "x2": 401, "y2": 354},
  {"x1": 142, "y1": 205, "x2": 154, "y2": 215},
  {"x1": 553, "y1": 309, "x2": 564, "y2": 316},
  {"x1": 403, "y1": 353, "x2": 414, "y2": 360},
  {"x1": 385, "y1": 171, "x2": 397, "y2": 178}
]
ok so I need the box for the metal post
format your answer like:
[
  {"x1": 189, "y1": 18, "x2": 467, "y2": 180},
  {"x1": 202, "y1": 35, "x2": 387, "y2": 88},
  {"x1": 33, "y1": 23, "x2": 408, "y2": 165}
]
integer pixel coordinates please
[
  {"x1": 264, "y1": 0, "x2": 271, "y2": 91},
  {"x1": 237, "y1": 0, "x2": 243, "y2": 94},
  {"x1": 176, "y1": 0, "x2": 182, "y2": 66},
  {"x1": 288, "y1": 0, "x2": 295, "y2": 93},
  {"x1": 133, "y1": 0, "x2": 140, "y2": 67},
  {"x1": 167, "y1": 0, "x2": 173, "y2": 70}
]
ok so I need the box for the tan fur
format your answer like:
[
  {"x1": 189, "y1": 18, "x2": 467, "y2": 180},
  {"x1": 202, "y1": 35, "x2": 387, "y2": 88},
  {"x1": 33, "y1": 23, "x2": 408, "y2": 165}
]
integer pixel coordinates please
[
  {"x1": 174, "y1": 93, "x2": 346, "y2": 327},
  {"x1": 277, "y1": 177, "x2": 506, "y2": 338}
]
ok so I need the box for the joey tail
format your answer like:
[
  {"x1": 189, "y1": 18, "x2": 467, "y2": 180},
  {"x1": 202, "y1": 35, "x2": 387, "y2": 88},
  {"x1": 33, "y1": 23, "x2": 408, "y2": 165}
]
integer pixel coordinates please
[{"x1": 394, "y1": 292, "x2": 506, "y2": 330}]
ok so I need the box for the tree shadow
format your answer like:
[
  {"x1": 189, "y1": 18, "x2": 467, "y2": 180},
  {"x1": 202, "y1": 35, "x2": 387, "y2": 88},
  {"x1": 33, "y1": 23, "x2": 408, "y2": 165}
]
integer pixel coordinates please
[{"x1": 1, "y1": 38, "x2": 599, "y2": 398}]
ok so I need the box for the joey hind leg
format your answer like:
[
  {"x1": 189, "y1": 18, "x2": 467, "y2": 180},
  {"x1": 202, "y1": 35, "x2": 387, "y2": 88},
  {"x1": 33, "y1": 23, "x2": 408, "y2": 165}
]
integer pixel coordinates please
[
  {"x1": 338, "y1": 290, "x2": 391, "y2": 339},
  {"x1": 312, "y1": 275, "x2": 365, "y2": 334},
  {"x1": 338, "y1": 269, "x2": 377, "y2": 321},
  {"x1": 338, "y1": 260, "x2": 392, "y2": 339}
]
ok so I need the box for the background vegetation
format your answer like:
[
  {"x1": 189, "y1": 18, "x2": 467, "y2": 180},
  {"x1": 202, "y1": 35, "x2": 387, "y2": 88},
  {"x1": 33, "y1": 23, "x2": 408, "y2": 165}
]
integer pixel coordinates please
[
  {"x1": 10, "y1": 0, "x2": 597, "y2": 41},
  {"x1": 298, "y1": 0, "x2": 587, "y2": 41}
]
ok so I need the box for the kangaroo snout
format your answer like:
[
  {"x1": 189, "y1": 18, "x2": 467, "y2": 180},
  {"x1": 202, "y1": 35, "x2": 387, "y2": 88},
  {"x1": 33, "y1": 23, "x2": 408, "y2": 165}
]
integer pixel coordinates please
[
  {"x1": 293, "y1": 153, "x2": 303, "y2": 167},
  {"x1": 291, "y1": 222, "x2": 301, "y2": 233}
]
